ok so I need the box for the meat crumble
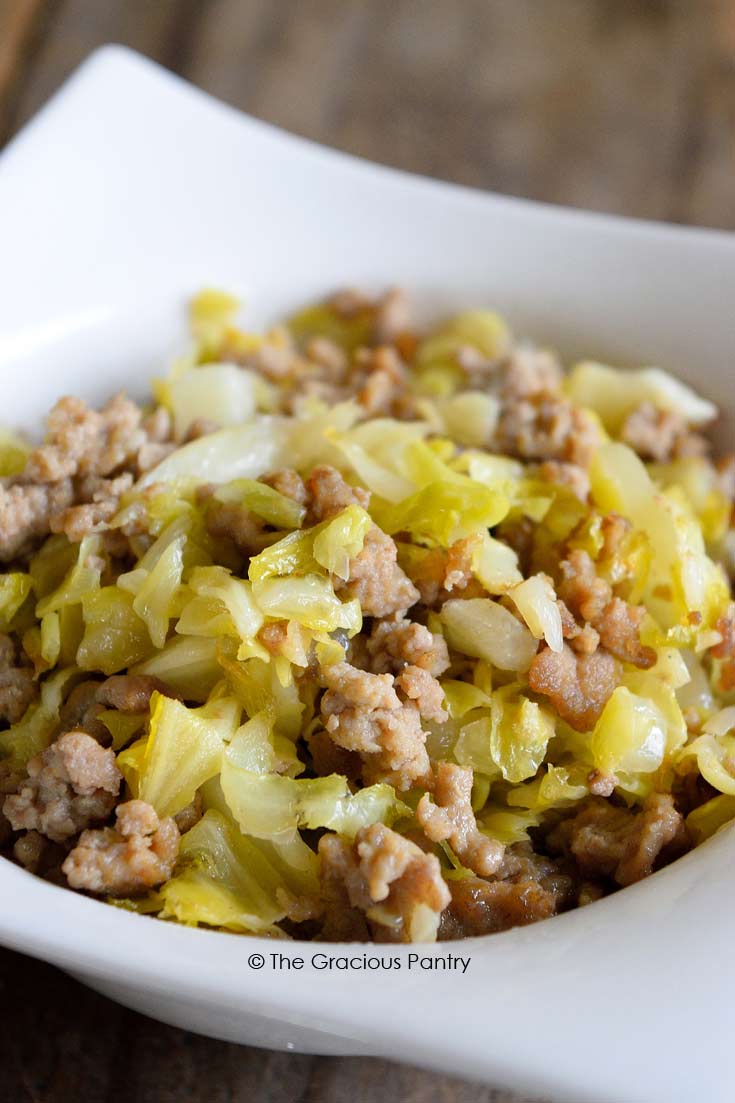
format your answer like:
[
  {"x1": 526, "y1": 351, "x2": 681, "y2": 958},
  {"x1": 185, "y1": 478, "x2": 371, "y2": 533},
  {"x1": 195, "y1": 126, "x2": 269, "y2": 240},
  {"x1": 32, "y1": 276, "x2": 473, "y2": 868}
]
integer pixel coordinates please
[{"x1": 0, "y1": 286, "x2": 731, "y2": 944}]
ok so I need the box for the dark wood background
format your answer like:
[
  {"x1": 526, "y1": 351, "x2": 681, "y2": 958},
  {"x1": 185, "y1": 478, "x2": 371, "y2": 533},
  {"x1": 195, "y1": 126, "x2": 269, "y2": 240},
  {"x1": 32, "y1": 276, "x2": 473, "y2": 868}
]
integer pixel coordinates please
[{"x1": 0, "y1": 2, "x2": 733, "y2": 1102}]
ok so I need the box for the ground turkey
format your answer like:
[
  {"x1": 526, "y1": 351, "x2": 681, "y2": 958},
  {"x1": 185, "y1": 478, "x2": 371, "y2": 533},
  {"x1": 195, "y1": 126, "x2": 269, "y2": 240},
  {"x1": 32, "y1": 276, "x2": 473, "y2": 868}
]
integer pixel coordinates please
[
  {"x1": 336, "y1": 526, "x2": 420, "y2": 618},
  {"x1": 318, "y1": 822, "x2": 450, "y2": 941},
  {"x1": 320, "y1": 661, "x2": 431, "y2": 790},
  {"x1": 4, "y1": 731, "x2": 121, "y2": 843},
  {"x1": 0, "y1": 634, "x2": 36, "y2": 725},
  {"x1": 548, "y1": 793, "x2": 688, "y2": 887},
  {"x1": 417, "y1": 762, "x2": 504, "y2": 876},
  {"x1": 529, "y1": 643, "x2": 621, "y2": 732},
  {"x1": 438, "y1": 843, "x2": 575, "y2": 938},
  {"x1": 62, "y1": 799, "x2": 180, "y2": 895},
  {"x1": 365, "y1": 617, "x2": 450, "y2": 676},
  {"x1": 557, "y1": 549, "x2": 655, "y2": 669}
]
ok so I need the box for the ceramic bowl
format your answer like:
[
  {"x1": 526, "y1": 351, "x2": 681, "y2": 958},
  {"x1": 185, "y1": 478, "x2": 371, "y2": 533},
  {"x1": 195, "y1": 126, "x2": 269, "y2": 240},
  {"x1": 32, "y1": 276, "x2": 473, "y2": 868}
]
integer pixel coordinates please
[{"x1": 1, "y1": 46, "x2": 734, "y2": 1103}]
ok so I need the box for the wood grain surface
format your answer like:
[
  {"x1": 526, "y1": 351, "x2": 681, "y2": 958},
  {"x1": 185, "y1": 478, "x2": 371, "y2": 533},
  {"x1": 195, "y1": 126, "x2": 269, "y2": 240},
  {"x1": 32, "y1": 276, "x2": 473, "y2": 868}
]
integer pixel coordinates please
[{"x1": 0, "y1": 3, "x2": 733, "y2": 1102}]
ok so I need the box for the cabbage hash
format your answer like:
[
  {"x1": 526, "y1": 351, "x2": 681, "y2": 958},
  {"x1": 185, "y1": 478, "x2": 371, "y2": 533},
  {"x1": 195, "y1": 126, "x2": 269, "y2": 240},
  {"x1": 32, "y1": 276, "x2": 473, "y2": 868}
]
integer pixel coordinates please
[{"x1": 1, "y1": 287, "x2": 734, "y2": 943}]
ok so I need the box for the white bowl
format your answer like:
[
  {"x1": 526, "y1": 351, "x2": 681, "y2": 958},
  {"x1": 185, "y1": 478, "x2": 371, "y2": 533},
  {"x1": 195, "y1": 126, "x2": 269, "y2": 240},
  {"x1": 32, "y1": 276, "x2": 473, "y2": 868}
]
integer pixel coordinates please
[{"x1": 1, "y1": 46, "x2": 734, "y2": 1103}]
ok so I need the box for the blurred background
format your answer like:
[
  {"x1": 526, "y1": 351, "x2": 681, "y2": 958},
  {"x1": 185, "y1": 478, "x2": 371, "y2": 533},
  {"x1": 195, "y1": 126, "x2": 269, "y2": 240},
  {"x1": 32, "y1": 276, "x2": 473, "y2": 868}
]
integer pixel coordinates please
[
  {"x1": 1, "y1": 0, "x2": 734, "y2": 228},
  {"x1": 0, "y1": 3, "x2": 733, "y2": 1103}
]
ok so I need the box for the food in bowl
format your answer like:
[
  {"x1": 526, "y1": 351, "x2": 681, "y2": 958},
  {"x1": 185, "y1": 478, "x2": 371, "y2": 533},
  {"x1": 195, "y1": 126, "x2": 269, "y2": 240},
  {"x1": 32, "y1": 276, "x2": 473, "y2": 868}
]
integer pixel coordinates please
[{"x1": 1, "y1": 287, "x2": 734, "y2": 943}]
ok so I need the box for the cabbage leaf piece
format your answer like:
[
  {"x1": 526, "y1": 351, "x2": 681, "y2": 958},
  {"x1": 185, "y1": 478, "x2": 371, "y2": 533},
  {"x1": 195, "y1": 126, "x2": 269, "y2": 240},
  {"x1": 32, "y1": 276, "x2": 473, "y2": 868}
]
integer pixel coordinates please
[
  {"x1": 506, "y1": 765, "x2": 588, "y2": 812},
  {"x1": 566, "y1": 361, "x2": 716, "y2": 433},
  {"x1": 248, "y1": 504, "x2": 371, "y2": 583},
  {"x1": 118, "y1": 692, "x2": 241, "y2": 817},
  {"x1": 252, "y1": 575, "x2": 362, "y2": 635},
  {"x1": 372, "y1": 478, "x2": 508, "y2": 548},
  {"x1": 590, "y1": 443, "x2": 730, "y2": 630},
  {"x1": 440, "y1": 598, "x2": 538, "y2": 672},
  {"x1": 590, "y1": 686, "x2": 668, "y2": 778},
  {"x1": 0, "y1": 572, "x2": 32, "y2": 630},
  {"x1": 214, "y1": 477, "x2": 305, "y2": 529},
  {"x1": 677, "y1": 732, "x2": 735, "y2": 797},
  {"x1": 489, "y1": 688, "x2": 556, "y2": 784},
  {"x1": 176, "y1": 565, "x2": 265, "y2": 660},
  {"x1": 217, "y1": 653, "x2": 305, "y2": 737},
  {"x1": 227, "y1": 708, "x2": 303, "y2": 779},
  {"x1": 137, "y1": 419, "x2": 289, "y2": 489},
  {"x1": 131, "y1": 636, "x2": 221, "y2": 702},
  {"x1": 686, "y1": 794, "x2": 735, "y2": 844},
  {"x1": 221, "y1": 745, "x2": 409, "y2": 840},
  {"x1": 77, "y1": 587, "x2": 154, "y2": 675},
  {"x1": 508, "y1": 574, "x2": 563, "y2": 652},
  {"x1": 416, "y1": 310, "x2": 511, "y2": 378},
  {"x1": 35, "y1": 536, "x2": 102, "y2": 618},
  {"x1": 167, "y1": 364, "x2": 258, "y2": 440},
  {"x1": 0, "y1": 429, "x2": 30, "y2": 477},
  {"x1": 159, "y1": 809, "x2": 317, "y2": 934}
]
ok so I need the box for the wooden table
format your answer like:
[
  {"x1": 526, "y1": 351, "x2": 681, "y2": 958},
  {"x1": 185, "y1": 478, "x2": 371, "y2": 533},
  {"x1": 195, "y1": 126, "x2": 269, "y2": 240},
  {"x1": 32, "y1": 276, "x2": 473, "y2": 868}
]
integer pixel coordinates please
[{"x1": 0, "y1": 3, "x2": 733, "y2": 1101}]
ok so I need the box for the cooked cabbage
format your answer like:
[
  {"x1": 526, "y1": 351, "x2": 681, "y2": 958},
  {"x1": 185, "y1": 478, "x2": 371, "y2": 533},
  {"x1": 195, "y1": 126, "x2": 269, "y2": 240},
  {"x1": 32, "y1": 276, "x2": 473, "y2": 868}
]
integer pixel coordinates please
[
  {"x1": 441, "y1": 598, "x2": 538, "y2": 671},
  {"x1": 214, "y1": 478, "x2": 305, "y2": 530},
  {"x1": 489, "y1": 688, "x2": 556, "y2": 784},
  {"x1": 119, "y1": 692, "x2": 241, "y2": 817},
  {"x1": 0, "y1": 429, "x2": 30, "y2": 477},
  {"x1": 77, "y1": 588, "x2": 154, "y2": 674},
  {"x1": 590, "y1": 687, "x2": 667, "y2": 777},
  {"x1": 138, "y1": 420, "x2": 289, "y2": 489},
  {"x1": 221, "y1": 756, "x2": 408, "y2": 839},
  {"x1": 0, "y1": 572, "x2": 32, "y2": 630},
  {"x1": 567, "y1": 361, "x2": 717, "y2": 431},
  {"x1": 167, "y1": 364, "x2": 257, "y2": 440},
  {"x1": 159, "y1": 809, "x2": 310, "y2": 934},
  {"x1": 508, "y1": 574, "x2": 563, "y2": 652}
]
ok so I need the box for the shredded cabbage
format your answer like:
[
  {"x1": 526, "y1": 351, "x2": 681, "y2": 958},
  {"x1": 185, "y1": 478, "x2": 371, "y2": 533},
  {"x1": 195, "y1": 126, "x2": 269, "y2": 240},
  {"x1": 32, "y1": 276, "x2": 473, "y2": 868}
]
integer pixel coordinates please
[
  {"x1": 132, "y1": 636, "x2": 222, "y2": 702},
  {"x1": 0, "y1": 428, "x2": 30, "y2": 477},
  {"x1": 433, "y1": 392, "x2": 500, "y2": 448},
  {"x1": 167, "y1": 364, "x2": 257, "y2": 440},
  {"x1": 0, "y1": 572, "x2": 32, "y2": 630},
  {"x1": 441, "y1": 680, "x2": 491, "y2": 719},
  {"x1": 159, "y1": 809, "x2": 311, "y2": 934},
  {"x1": 416, "y1": 310, "x2": 511, "y2": 384},
  {"x1": 217, "y1": 653, "x2": 305, "y2": 737},
  {"x1": 506, "y1": 765, "x2": 589, "y2": 812},
  {"x1": 252, "y1": 575, "x2": 361, "y2": 634},
  {"x1": 221, "y1": 750, "x2": 408, "y2": 839},
  {"x1": 5, "y1": 285, "x2": 735, "y2": 944},
  {"x1": 686, "y1": 794, "x2": 735, "y2": 844},
  {"x1": 678, "y1": 731, "x2": 735, "y2": 796},
  {"x1": 508, "y1": 574, "x2": 563, "y2": 652},
  {"x1": 138, "y1": 419, "x2": 289, "y2": 489},
  {"x1": 591, "y1": 443, "x2": 730, "y2": 630},
  {"x1": 489, "y1": 688, "x2": 556, "y2": 783},
  {"x1": 176, "y1": 566, "x2": 265, "y2": 660},
  {"x1": 77, "y1": 588, "x2": 154, "y2": 674},
  {"x1": 373, "y1": 478, "x2": 508, "y2": 548},
  {"x1": 471, "y1": 533, "x2": 523, "y2": 594},
  {"x1": 441, "y1": 598, "x2": 538, "y2": 671},
  {"x1": 119, "y1": 692, "x2": 240, "y2": 817},
  {"x1": 36, "y1": 536, "x2": 101, "y2": 618},
  {"x1": 590, "y1": 687, "x2": 667, "y2": 777},
  {"x1": 214, "y1": 478, "x2": 305, "y2": 530},
  {"x1": 567, "y1": 361, "x2": 717, "y2": 431}
]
